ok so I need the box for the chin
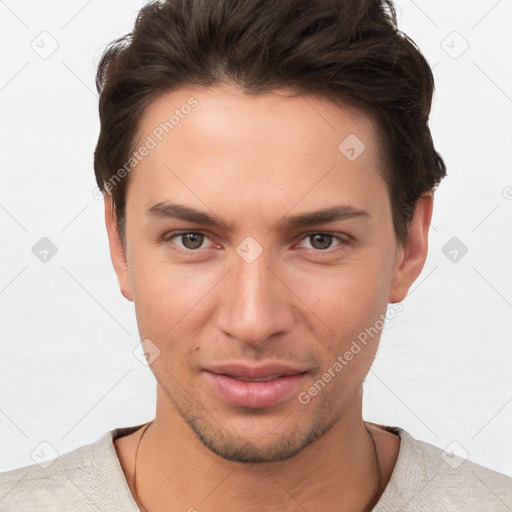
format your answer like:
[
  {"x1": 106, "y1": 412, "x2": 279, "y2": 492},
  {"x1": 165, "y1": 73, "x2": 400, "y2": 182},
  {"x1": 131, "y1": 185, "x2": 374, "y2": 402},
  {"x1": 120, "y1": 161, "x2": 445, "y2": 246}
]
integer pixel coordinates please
[
  {"x1": 184, "y1": 405, "x2": 340, "y2": 464},
  {"x1": 192, "y1": 428, "x2": 314, "y2": 463}
]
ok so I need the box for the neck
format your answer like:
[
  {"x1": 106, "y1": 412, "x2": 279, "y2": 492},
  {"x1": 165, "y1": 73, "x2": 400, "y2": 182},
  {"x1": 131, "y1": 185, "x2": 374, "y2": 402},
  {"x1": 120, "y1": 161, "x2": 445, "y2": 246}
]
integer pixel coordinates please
[{"x1": 125, "y1": 388, "x2": 396, "y2": 512}]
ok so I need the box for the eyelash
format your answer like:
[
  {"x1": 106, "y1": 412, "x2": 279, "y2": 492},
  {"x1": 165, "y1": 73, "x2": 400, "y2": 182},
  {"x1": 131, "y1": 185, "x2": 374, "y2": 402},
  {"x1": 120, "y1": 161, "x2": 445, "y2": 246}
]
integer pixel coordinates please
[{"x1": 163, "y1": 231, "x2": 352, "y2": 257}]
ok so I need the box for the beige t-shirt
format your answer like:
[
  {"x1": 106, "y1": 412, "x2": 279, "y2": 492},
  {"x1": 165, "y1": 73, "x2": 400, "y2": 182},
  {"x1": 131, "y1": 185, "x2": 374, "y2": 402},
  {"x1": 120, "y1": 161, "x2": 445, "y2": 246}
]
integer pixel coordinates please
[{"x1": 1, "y1": 423, "x2": 511, "y2": 511}]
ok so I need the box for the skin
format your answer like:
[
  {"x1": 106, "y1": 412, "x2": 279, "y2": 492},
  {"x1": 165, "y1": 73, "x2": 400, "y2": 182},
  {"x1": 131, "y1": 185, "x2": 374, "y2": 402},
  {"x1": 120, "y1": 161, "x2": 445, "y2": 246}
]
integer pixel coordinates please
[{"x1": 106, "y1": 82, "x2": 433, "y2": 511}]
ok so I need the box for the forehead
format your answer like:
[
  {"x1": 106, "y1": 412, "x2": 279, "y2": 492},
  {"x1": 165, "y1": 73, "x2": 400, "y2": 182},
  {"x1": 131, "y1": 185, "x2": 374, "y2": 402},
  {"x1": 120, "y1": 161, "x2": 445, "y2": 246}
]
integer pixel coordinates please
[
  {"x1": 127, "y1": 83, "x2": 388, "y2": 220},
  {"x1": 137, "y1": 82, "x2": 380, "y2": 157}
]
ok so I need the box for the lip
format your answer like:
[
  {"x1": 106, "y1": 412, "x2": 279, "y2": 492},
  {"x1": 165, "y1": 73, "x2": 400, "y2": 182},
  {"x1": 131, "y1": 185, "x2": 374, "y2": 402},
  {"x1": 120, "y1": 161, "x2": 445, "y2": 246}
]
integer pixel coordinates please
[{"x1": 202, "y1": 362, "x2": 308, "y2": 409}]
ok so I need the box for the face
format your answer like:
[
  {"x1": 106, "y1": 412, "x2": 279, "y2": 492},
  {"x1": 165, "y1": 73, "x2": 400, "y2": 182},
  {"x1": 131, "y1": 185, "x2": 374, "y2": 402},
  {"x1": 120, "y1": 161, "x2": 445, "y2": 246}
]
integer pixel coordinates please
[{"x1": 105, "y1": 83, "x2": 431, "y2": 463}]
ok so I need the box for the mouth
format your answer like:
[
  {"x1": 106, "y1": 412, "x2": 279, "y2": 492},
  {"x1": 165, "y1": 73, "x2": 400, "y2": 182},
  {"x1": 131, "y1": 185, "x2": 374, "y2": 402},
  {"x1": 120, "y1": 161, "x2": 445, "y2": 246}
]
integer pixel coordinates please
[
  {"x1": 202, "y1": 363, "x2": 309, "y2": 408},
  {"x1": 225, "y1": 374, "x2": 287, "y2": 382}
]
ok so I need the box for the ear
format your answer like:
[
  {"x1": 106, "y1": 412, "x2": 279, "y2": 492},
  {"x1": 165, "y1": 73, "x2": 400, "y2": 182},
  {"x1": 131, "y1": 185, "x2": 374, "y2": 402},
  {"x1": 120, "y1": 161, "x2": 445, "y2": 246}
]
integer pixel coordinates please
[
  {"x1": 104, "y1": 194, "x2": 133, "y2": 302},
  {"x1": 389, "y1": 192, "x2": 433, "y2": 303}
]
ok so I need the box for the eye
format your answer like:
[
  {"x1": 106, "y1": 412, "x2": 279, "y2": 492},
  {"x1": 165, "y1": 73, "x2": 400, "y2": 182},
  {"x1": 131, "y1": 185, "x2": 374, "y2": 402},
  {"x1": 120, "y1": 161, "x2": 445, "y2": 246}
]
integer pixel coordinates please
[
  {"x1": 163, "y1": 231, "x2": 351, "y2": 256},
  {"x1": 297, "y1": 233, "x2": 348, "y2": 253},
  {"x1": 165, "y1": 231, "x2": 216, "y2": 252}
]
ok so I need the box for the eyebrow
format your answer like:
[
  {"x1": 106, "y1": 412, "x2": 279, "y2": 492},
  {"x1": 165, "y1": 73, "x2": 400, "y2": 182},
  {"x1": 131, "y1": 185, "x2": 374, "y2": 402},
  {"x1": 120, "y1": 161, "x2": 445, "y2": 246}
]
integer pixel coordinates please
[{"x1": 146, "y1": 202, "x2": 370, "y2": 231}]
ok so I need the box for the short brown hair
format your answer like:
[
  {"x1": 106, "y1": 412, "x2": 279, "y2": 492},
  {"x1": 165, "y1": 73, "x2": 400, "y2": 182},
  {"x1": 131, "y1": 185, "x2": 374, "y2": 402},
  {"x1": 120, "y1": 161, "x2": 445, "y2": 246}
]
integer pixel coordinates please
[{"x1": 94, "y1": 0, "x2": 446, "y2": 246}]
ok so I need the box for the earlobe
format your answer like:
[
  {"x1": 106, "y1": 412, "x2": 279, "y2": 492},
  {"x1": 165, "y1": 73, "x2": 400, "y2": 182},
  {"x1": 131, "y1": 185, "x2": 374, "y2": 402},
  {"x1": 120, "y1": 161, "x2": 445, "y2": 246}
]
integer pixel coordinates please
[
  {"x1": 103, "y1": 194, "x2": 134, "y2": 302},
  {"x1": 389, "y1": 193, "x2": 433, "y2": 303}
]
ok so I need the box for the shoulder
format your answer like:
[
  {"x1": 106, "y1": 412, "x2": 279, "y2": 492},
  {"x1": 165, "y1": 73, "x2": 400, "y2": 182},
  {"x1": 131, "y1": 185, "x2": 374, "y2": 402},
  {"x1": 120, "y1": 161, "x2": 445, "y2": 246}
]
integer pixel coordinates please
[
  {"x1": 415, "y1": 432, "x2": 512, "y2": 509},
  {"x1": 0, "y1": 426, "x2": 141, "y2": 512},
  {"x1": 372, "y1": 424, "x2": 512, "y2": 512}
]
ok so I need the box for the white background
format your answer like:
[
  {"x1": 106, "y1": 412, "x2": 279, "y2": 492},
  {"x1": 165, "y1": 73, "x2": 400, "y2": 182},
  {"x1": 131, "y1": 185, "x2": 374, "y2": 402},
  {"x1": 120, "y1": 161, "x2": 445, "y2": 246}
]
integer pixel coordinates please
[{"x1": 1, "y1": 0, "x2": 511, "y2": 477}]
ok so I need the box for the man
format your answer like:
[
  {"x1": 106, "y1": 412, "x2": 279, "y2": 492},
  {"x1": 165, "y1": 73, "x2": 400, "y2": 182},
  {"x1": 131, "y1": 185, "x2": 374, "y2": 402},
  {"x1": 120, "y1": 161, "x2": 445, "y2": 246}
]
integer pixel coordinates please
[{"x1": 1, "y1": 0, "x2": 511, "y2": 510}]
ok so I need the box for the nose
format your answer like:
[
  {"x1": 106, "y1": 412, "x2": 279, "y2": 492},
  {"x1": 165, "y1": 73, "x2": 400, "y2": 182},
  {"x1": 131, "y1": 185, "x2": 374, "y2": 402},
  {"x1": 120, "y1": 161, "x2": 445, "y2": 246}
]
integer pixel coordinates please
[{"x1": 215, "y1": 246, "x2": 295, "y2": 346}]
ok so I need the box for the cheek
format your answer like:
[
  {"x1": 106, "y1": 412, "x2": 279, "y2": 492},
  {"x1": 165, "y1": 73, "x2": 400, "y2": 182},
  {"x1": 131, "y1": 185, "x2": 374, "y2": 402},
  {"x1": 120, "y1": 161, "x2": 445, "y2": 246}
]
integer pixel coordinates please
[
  {"x1": 128, "y1": 246, "x2": 223, "y2": 340},
  {"x1": 305, "y1": 249, "x2": 394, "y2": 352},
  {"x1": 305, "y1": 271, "x2": 389, "y2": 393}
]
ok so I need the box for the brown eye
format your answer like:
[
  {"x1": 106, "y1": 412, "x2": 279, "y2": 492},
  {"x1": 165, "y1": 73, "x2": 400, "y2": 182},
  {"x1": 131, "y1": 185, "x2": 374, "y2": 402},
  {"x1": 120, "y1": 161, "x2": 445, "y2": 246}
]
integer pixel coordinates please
[
  {"x1": 309, "y1": 234, "x2": 335, "y2": 250},
  {"x1": 164, "y1": 232, "x2": 211, "y2": 252},
  {"x1": 178, "y1": 233, "x2": 205, "y2": 250},
  {"x1": 299, "y1": 233, "x2": 342, "y2": 251}
]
